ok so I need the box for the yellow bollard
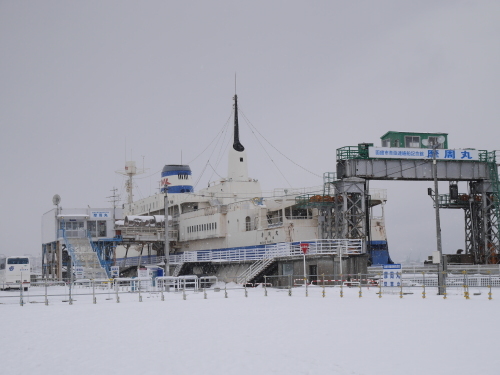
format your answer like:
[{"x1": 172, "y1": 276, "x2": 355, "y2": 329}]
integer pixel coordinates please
[
  {"x1": 340, "y1": 274, "x2": 344, "y2": 298},
  {"x1": 462, "y1": 270, "x2": 469, "y2": 299},
  {"x1": 488, "y1": 271, "x2": 493, "y2": 300}
]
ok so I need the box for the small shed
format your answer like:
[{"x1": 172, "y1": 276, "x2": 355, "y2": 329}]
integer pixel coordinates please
[{"x1": 380, "y1": 131, "x2": 448, "y2": 149}]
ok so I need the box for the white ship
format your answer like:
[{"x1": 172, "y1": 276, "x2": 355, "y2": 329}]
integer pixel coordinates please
[{"x1": 115, "y1": 95, "x2": 391, "y2": 278}]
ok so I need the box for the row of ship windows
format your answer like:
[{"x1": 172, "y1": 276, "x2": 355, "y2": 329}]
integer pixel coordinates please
[{"x1": 188, "y1": 222, "x2": 217, "y2": 233}]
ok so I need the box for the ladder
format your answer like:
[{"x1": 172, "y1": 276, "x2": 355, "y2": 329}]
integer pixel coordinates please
[{"x1": 238, "y1": 258, "x2": 275, "y2": 284}]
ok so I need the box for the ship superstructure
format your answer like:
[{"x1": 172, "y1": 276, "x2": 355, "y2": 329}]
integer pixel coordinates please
[{"x1": 116, "y1": 95, "x2": 390, "y2": 276}]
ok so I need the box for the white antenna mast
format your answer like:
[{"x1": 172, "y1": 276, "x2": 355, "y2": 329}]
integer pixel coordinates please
[{"x1": 116, "y1": 158, "x2": 147, "y2": 205}]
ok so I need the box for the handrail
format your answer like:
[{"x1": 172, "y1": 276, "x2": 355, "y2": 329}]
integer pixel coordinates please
[
  {"x1": 60, "y1": 227, "x2": 82, "y2": 268},
  {"x1": 87, "y1": 231, "x2": 111, "y2": 278},
  {"x1": 115, "y1": 239, "x2": 363, "y2": 267}
]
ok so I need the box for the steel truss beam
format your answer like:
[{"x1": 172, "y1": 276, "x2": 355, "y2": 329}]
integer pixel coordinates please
[{"x1": 333, "y1": 178, "x2": 368, "y2": 248}]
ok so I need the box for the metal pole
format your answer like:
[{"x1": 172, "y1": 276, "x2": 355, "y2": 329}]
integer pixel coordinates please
[
  {"x1": 303, "y1": 253, "x2": 308, "y2": 297},
  {"x1": 164, "y1": 193, "x2": 170, "y2": 276},
  {"x1": 45, "y1": 277, "x2": 49, "y2": 305},
  {"x1": 160, "y1": 279, "x2": 164, "y2": 301},
  {"x1": 115, "y1": 280, "x2": 120, "y2": 303},
  {"x1": 422, "y1": 271, "x2": 426, "y2": 299},
  {"x1": 20, "y1": 272, "x2": 24, "y2": 307},
  {"x1": 322, "y1": 274, "x2": 325, "y2": 298},
  {"x1": 139, "y1": 280, "x2": 143, "y2": 302},
  {"x1": 264, "y1": 276, "x2": 267, "y2": 296},
  {"x1": 432, "y1": 143, "x2": 446, "y2": 295},
  {"x1": 68, "y1": 261, "x2": 73, "y2": 305}
]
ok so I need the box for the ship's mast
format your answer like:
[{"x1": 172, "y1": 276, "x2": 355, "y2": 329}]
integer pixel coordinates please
[
  {"x1": 233, "y1": 94, "x2": 245, "y2": 152},
  {"x1": 227, "y1": 94, "x2": 249, "y2": 181}
]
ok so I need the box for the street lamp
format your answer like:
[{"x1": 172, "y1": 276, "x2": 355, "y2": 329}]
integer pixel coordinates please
[{"x1": 423, "y1": 136, "x2": 446, "y2": 295}]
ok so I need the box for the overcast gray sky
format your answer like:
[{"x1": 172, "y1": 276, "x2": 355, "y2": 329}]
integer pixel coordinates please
[{"x1": 1, "y1": 1, "x2": 499, "y2": 262}]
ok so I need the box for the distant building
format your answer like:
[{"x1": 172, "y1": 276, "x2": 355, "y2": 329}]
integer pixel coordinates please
[
  {"x1": 41, "y1": 207, "x2": 123, "y2": 280},
  {"x1": 380, "y1": 131, "x2": 449, "y2": 149}
]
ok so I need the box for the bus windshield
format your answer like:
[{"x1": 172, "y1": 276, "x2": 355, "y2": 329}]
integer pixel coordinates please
[{"x1": 7, "y1": 258, "x2": 29, "y2": 264}]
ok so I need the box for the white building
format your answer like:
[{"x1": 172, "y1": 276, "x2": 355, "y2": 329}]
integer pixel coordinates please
[{"x1": 41, "y1": 206, "x2": 123, "y2": 280}]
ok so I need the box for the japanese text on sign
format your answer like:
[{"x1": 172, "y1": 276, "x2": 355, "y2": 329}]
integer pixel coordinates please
[
  {"x1": 382, "y1": 264, "x2": 402, "y2": 287},
  {"x1": 90, "y1": 211, "x2": 111, "y2": 219},
  {"x1": 369, "y1": 147, "x2": 478, "y2": 161}
]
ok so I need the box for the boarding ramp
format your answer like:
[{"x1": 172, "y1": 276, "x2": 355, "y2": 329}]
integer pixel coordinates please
[{"x1": 63, "y1": 233, "x2": 108, "y2": 279}]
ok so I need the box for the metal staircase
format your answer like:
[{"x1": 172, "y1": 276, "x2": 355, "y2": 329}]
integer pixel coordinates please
[
  {"x1": 237, "y1": 258, "x2": 275, "y2": 284},
  {"x1": 62, "y1": 230, "x2": 109, "y2": 279}
]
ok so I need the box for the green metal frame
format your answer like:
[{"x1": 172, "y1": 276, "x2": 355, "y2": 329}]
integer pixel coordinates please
[{"x1": 336, "y1": 146, "x2": 369, "y2": 161}]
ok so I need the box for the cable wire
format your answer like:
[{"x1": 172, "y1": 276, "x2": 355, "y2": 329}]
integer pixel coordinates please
[{"x1": 239, "y1": 108, "x2": 322, "y2": 179}]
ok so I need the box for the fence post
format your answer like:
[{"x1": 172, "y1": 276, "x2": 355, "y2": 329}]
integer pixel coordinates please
[
  {"x1": 183, "y1": 288, "x2": 187, "y2": 300},
  {"x1": 442, "y1": 271, "x2": 447, "y2": 299},
  {"x1": 204, "y1": 287, "x2": 207, "y2": 300},
  {"x1": 322, "y1": 274, "x2": 325, "y2": 298},
  {"x1": 160, "y1": 280, "x2": 164, "y2": 301},
  {"x1": 92, "y1": 280, "x2": 96, "y2": 304},
  {"x1": 462, "y1": 270, "x2": 469, "y2": 299},
  {"x1": 69, "y1": 279, "x2": 73, "y2": 305},
  {"x1": 138, "y1": 280, "x2": 142, "y2": 302},
  {"x1": 244, "y1": 283, "x2": 248, "y2": 298},
  {"x1": 19, "y1": 283, "x2": 24, "y2": 307},
  {"x1": 421, "y1": 271, "x2": 426, "y2": 299},
  {"x1": 288, "y1": 275, "x2": 292, "y2": 296},
  {"x1": 115, "y1": 280, "x2": 120, "y2": 303},
  {"x1": 399, "y1": 273, "x2": 403, "y2": 298},
  {"x1": 264, "y1": 276, "x2": 267, "y2": 297},
  {"x1": 378, "y1": 272, "x2": 382, "y2": 298},
  {"x1": 45, "y1": 277, "x2": 49, "y2": 306},
  {"x1": 305, "y1": 275, "x2": 308, "y2": 297},
  {"x1": 358, "y1": 273, "x2": 362, "y2": 298},
  {"x1": 488, "y1": 271, "x2": 493, "y2": 300},
  {"x1": 340, "y1": 274, "x2": 343, "y2": 298}
]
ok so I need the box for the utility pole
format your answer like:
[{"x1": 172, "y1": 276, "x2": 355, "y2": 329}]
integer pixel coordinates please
[
  {"x1": 107, "y1": 187, "x2": 120, "y2": 226},
  {"x1": 425, "y1": 138, "x2": 447, "y2": 295},
  {"x1": 107, "y1": 187, "x2": 120, "y2": 265}
]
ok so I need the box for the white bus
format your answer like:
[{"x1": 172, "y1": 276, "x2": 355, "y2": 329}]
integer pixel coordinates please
[{"x1": 0, "y1": 256, "x2": 31, "y2": 291}]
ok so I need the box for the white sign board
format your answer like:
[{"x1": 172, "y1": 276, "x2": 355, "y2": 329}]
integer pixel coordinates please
[
  {"x1": 75, "y1": 266, "x2": 84, "y2": 279},
  {"x1": 369, "y1": 147, "x2": 479, "y2": 161},
  {"x1": 382, "y1": 264, "x2": 402, "y2": 287},
  {"x1": 90, "y1": 211, "x2": 111, "y2": 219},
  {"x1": 137, "y1": 268, "x2": 148, "y2": 278},
  {"x1": 110, "y1": 266, "x2": 119, "y2": 277}
]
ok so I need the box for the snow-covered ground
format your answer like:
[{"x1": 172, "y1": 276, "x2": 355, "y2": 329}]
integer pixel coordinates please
[{"x1": 1, "y1": 284, "x2": 498, "y2": 375}]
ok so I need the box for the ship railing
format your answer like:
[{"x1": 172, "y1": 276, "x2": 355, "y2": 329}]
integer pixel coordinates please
[
  {"x1": 114, "y1": 239, "x2": 363, "y2": 267},
  {"x1": 270, "y1": 186, "x2": 324, "y2": 198},
  {"x1": 179, "y1": 239, "x2": 362, "y2": 263}
]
